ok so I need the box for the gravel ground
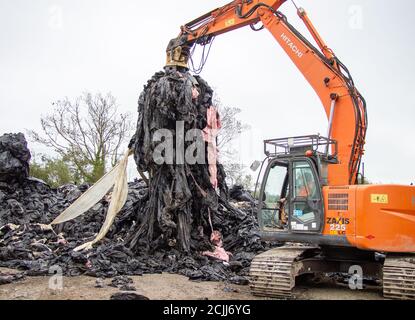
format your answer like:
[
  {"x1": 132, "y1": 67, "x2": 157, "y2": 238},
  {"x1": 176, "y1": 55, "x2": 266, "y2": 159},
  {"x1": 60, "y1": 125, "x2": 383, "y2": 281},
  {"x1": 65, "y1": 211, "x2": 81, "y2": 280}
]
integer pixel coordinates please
[{"x1": 0, "y1": 268, "x2": 384, "y2": 300}]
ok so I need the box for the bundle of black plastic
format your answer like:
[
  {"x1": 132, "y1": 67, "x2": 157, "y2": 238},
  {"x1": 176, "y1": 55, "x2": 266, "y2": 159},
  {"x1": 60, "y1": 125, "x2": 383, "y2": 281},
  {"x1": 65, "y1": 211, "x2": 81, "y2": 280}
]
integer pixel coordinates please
[
  {"x1": 0, "y1": 133, "x2": 31, "y2": 183},
  {"x1": 128, "y1": 68, "x2": 228, "y2": 253}
]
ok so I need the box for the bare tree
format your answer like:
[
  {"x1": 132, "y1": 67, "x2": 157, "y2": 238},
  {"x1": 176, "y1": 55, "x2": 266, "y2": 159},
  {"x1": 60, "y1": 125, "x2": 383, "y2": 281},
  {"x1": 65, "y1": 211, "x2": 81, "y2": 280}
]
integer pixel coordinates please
[
  {"x1": 214, "y1": 95, "x2": 253, "y2": 188},
  {"x1": 216, "y1": 100, "x2": 249, "y2": 150},
  {"x1": 215, "y1": 95, "x2": 250, "y2": 159},
  {"x1": 29, "y1": 92, "x2": 133, "y2": 183},
  {"x1": 224, "y1": 162, "x2": 255, "y2": 189}
]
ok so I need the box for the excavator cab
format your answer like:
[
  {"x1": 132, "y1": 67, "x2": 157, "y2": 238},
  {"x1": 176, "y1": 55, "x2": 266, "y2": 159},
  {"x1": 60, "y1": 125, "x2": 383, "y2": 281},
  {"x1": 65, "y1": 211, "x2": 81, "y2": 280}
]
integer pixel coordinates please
[{"x1": 257, "y1": 135, "x2": 337, "y2": 239}]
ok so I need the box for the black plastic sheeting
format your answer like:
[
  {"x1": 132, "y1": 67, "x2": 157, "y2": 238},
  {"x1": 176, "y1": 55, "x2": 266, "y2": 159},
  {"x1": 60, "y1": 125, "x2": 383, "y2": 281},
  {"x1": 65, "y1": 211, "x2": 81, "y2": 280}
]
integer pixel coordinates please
[
  {"x1": 0, "y1": 71, "x2": 280, "y2": 285},
  {"x1": 0, "y1": 133, "x2": 31, "y2": 183},
  {"x1": 229, "y1": 185, "x2": 256, "y2": 204},
  {"x1": 0, "y1": 271, "x2": 25, "y2": 285},
  {"x1": 128, "y1": 69, "x2": 228, "y2": 253},
  {"x1": 110, "y1": 292, "x2": 149, "y2": 300},
  {"x1": 0, "y1": 175, "x2": 273, "y2": 284}
]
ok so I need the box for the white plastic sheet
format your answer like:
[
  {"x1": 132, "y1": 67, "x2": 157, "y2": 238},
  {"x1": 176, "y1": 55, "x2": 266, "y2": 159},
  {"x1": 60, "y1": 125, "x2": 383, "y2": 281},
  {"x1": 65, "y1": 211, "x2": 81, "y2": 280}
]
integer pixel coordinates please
[{"x1": 49, "y1": 149, "x2": 132, "y2": 251}]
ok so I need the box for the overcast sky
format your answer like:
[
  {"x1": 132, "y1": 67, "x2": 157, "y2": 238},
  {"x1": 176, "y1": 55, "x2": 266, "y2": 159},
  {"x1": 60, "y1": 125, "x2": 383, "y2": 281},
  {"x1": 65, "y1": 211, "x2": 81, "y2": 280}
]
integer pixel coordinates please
[{"x1": 1, "y1": 0, "x2": 414, "y2": 184}]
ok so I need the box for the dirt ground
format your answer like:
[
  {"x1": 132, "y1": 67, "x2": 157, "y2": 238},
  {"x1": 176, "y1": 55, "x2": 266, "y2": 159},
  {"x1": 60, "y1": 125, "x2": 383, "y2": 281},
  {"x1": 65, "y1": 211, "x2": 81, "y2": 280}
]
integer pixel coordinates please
[{"x1": 0, "y1": 268, "x2": 384, "y2": 300}]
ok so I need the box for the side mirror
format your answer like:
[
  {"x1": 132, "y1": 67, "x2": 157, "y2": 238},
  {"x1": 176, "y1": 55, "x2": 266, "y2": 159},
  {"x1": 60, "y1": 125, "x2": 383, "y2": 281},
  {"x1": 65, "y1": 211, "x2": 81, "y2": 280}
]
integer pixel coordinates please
[{"x1": 250, "y1": 160, "x2": 261, "y2": 172}]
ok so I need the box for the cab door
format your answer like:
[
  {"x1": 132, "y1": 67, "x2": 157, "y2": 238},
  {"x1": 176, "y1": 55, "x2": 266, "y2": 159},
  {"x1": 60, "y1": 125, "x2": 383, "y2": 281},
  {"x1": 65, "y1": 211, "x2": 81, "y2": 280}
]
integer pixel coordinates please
[
  {"x1": 257, "y1": 160, "x2": 289, "y2": 232},
  {"x1": 289, "y1": 159, "x2": 324, "y2": 233}
]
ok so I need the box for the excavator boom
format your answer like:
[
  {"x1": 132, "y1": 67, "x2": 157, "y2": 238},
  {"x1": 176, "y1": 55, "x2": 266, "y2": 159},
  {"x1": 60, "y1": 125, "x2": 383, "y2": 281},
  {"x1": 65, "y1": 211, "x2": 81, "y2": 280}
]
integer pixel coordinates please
[{"x1": 167, "y1": 0, "x2": 367, "y2": 186}]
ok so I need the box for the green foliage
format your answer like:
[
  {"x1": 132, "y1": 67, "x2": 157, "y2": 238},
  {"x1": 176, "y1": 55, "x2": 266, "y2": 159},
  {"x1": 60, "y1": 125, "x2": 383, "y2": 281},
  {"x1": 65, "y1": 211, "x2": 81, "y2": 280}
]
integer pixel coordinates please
[
  {"x1": 265, "y1": 193, "x2": 280, "y2": 204},
  {"x1": 30, "y1": 155, "x2": 77, "y2": 187},
  {"x1": 224, "y1": 162, "x2": 254, "y2": 190},
  {"x1": 64, "y1": 148, "x2": 105, "y2": 184},
  {"x1": 236, "y1": 173, "x2": 254, "y2": 191}
]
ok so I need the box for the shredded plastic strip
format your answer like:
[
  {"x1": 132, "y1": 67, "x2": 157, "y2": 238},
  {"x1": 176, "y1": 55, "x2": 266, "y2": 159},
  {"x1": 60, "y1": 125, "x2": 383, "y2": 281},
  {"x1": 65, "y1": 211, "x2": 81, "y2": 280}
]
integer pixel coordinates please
[{"x1": 49, "y1": 149, "x2": 132, "y2": 251}]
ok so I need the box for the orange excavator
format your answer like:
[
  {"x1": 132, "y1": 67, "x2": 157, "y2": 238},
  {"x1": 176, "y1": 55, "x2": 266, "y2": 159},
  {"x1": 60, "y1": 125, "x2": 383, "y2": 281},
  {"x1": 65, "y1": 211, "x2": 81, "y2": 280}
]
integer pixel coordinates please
[{"x1": 166, "y1": 0, "x2": 415, "y2": 299}]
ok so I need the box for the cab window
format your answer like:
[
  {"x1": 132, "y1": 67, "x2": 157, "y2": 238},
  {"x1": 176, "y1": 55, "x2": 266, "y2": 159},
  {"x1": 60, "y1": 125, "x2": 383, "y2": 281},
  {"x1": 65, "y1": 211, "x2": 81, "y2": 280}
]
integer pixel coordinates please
[
  {"x1": 259, "y1": 161, "x2": 289, "y2": 231},
  {"x1": 291, "y1": 161, "x2": 322, "y2": 232},
  {"x1": 294, "y1": 162, "x2": 319, "y2": 199}
]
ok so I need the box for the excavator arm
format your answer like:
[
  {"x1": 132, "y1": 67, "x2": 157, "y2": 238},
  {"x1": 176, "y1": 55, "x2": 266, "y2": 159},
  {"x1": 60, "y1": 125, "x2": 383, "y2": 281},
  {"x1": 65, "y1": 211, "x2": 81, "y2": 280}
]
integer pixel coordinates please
[{"x1": 167, "y1": 0, "x2": 367, "y2": 186}]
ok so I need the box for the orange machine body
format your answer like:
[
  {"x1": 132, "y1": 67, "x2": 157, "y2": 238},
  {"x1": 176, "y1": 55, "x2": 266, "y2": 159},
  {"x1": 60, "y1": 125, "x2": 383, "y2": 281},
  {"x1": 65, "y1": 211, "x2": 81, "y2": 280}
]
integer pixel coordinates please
[{"x1": 323, "y1": 185, "x2": 415, "y2": 253}]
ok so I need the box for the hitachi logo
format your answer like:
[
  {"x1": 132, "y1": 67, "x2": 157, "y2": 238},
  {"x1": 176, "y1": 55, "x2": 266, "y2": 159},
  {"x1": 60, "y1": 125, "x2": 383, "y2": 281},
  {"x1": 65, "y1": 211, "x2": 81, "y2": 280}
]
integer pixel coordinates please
[{"x1": 281, "y1": 33, "x2": 304, "y2": 58}]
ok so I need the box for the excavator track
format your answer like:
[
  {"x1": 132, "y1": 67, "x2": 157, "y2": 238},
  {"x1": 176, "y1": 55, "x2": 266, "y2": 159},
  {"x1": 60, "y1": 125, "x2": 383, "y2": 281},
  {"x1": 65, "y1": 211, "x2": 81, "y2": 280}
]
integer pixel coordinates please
[
  {"x1": 383, "y1": 255, "x2": 415, "y2": 300},
  {"x1": 249, "y1": 245, "x2": 316, "y2": 299}
]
